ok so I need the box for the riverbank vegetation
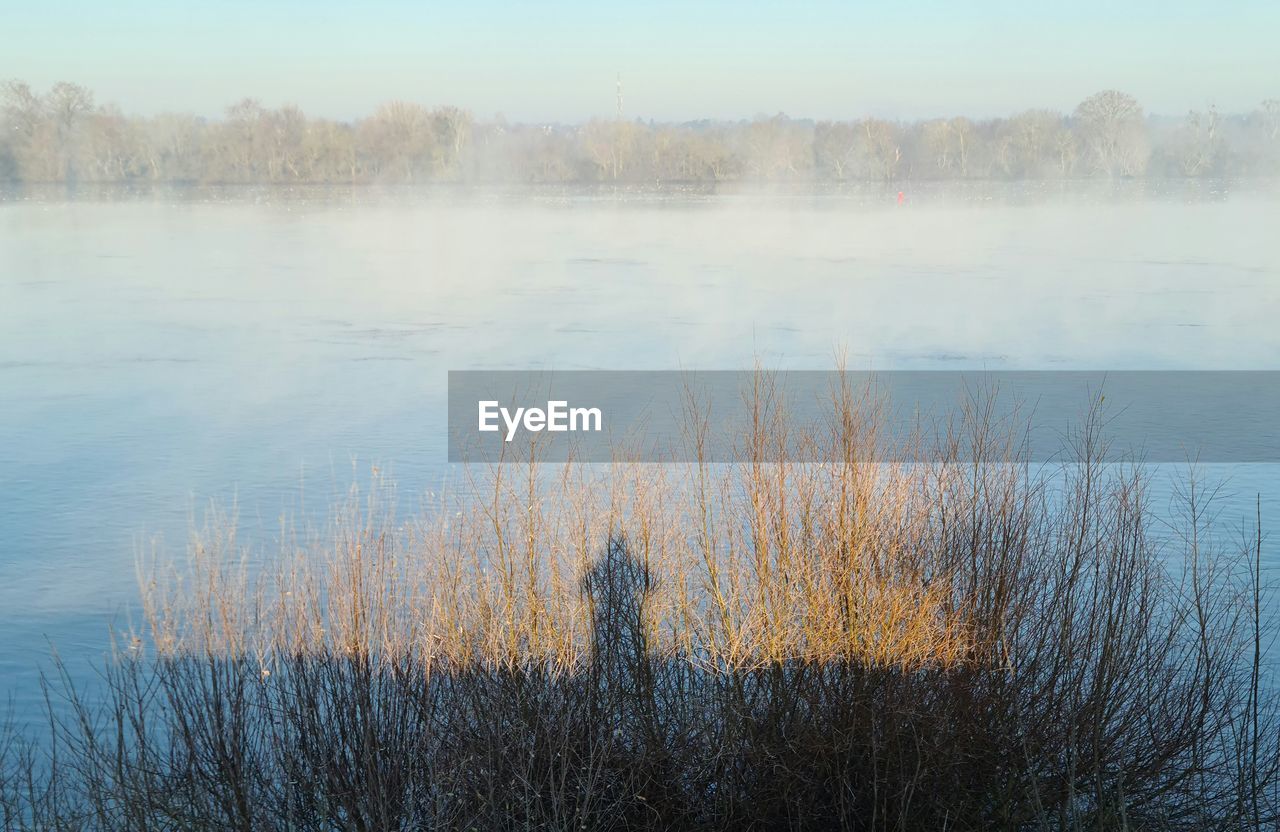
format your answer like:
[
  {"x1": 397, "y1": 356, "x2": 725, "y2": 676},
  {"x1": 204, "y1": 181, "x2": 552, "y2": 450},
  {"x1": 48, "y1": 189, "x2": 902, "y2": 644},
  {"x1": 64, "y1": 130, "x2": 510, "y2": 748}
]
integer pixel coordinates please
[
  {"x1": 1, "y1": 386, "x2": 1277, "y2": 830},
  {"x1": 3, "y1": 81, "x2": 1279, "y2": 186}
]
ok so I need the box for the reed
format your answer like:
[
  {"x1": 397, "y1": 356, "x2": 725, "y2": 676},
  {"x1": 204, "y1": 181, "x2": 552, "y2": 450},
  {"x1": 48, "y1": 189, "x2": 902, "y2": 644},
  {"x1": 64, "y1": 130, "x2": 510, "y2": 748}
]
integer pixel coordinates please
[{"x1": 2, "y1": 382, "x2": 1276, "y2": 830}]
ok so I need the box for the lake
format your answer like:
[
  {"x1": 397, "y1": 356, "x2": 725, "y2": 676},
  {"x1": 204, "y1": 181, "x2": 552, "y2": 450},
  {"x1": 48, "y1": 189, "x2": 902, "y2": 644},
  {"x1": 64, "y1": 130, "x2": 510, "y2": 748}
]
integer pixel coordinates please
[{"x1": 2, "y1": 181, "x2": 1278, "y2": 714}]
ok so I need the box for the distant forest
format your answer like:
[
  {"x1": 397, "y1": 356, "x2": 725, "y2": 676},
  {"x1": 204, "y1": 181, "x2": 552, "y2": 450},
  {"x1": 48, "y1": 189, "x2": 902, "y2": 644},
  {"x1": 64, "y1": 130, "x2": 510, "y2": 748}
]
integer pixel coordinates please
[{"x1": 3, "y1": 80, "x2": 1278, "y2": 185}]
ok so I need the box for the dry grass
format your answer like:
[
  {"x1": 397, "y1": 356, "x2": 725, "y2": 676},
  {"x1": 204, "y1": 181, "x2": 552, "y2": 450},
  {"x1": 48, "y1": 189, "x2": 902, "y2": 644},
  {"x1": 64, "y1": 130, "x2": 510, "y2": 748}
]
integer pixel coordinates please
[{"x1": 2, "y1": 380, "x2": 1277, "y2": 830}]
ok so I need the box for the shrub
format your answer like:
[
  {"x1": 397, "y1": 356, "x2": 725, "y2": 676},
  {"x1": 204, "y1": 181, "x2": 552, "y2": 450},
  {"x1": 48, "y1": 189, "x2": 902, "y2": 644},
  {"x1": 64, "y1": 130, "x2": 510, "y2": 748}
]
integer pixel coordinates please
[{"x1": 3, "y1": 390, "x2": 1276, "y2": 830}]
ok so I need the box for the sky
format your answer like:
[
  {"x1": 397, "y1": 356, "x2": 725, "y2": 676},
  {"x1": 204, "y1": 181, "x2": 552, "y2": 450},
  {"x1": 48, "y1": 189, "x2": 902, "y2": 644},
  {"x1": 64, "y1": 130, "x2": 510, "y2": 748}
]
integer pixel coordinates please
[{"x1": 3, "y1": 0, "x2": 1277, "y2": 123}]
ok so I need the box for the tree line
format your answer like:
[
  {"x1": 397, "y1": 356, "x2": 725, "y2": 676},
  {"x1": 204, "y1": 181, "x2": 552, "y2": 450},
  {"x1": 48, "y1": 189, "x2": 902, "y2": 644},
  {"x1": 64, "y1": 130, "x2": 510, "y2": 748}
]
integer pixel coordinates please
[{"x1": 3, "y1": 80, "x2": 1278, "y2": 185}]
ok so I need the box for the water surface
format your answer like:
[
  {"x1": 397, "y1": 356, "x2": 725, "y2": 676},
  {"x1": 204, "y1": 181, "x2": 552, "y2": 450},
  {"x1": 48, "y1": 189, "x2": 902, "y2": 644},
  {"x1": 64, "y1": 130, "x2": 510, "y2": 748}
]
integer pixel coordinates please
[{"x1": 2, "y1": 183, "x2": 1278, "y2": 712}]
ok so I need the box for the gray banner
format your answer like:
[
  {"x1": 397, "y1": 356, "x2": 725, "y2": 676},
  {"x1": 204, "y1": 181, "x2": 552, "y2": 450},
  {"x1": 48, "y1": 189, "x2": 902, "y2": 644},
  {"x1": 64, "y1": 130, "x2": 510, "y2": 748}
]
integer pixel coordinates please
[{"x1": 447, "y1": 371, "x2": 1280, "y2": 463}]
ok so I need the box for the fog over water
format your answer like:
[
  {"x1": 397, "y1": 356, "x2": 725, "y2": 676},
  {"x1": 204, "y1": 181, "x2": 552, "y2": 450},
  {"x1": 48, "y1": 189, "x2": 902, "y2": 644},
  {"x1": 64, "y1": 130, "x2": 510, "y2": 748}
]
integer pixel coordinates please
[{"x1": 1, "y1": 181, "x2": 1278, "y2": 714}]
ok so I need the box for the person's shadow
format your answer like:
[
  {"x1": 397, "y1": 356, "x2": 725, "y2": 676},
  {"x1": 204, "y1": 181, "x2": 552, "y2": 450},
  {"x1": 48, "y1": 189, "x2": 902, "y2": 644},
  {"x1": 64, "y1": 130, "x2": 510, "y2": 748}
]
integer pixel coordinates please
[{"x1": 582, "y1": 535, "x2": 661, "y2": 749}]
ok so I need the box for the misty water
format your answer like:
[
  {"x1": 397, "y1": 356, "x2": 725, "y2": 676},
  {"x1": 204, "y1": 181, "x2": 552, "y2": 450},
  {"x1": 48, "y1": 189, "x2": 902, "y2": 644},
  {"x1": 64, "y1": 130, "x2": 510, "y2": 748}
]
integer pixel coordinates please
[{"x1": 1, "y1": 181, "x2": 1278, "y2": 716}]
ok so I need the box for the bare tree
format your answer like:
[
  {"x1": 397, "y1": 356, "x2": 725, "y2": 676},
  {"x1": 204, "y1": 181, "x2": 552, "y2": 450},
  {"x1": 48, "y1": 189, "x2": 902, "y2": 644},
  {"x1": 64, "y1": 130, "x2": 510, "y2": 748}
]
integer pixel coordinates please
[
  {"x1": 996, "y1": 110, "x2": 1070, "y2": 178},
  {"x1": 739, "y1": 115, "x2": 812, "y2": 180},
  {"x1": 856, "y1": 118, "x2": 903, "y2": 182},
  {"x1": 921, "y1": 117, "x2": 979, "y2": 177},
  {"x1": 84, "y1": 106, "x2": 148, "y2": 181},
  {"x1": 2, "y1": 80, "x2": 43, "y2": 135},
  {"x1": 583, "y1": 119, "x2": 641, "y2": 181},
  {"x1": 217, "y1": 98, "x2": 266, "y2": 181},
  {"x1": 1176, "y1": 105, "x2": 1224, "y2": 176},
  {"x1": 1258, "y1": 100, "x2": 1280, "y2": 142},
  {"x1": 142, "y1": 113, "x2": 203, "y2": 181},
  {"x1": 1073, "y1": 89, "x2": 1149, "y2": 177},
  {"x1": 263, "y1": 104, "x2": 307, "y2": 181},
  {"x1": 814, "y1": 121, "x2": 859, "y2": 180},
  {"x1": 361, "y1": 101, "x2": 435, "y2": 182},
  {"x1": 431, "y1": 106, "x2": 472, "y2": 178},
  {"x1": 46, "y1": 82, "x2": 94, "y2": 181},
  {"x1": 2, "y1": 80, "x2": 57, "y2": 180}
]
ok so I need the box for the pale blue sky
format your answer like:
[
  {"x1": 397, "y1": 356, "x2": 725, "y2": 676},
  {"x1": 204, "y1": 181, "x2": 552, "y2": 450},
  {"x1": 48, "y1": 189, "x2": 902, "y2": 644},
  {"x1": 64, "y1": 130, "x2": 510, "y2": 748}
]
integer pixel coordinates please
[{"x1": 4, "y1": 0, "x2": 1276, "y2": 121}]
